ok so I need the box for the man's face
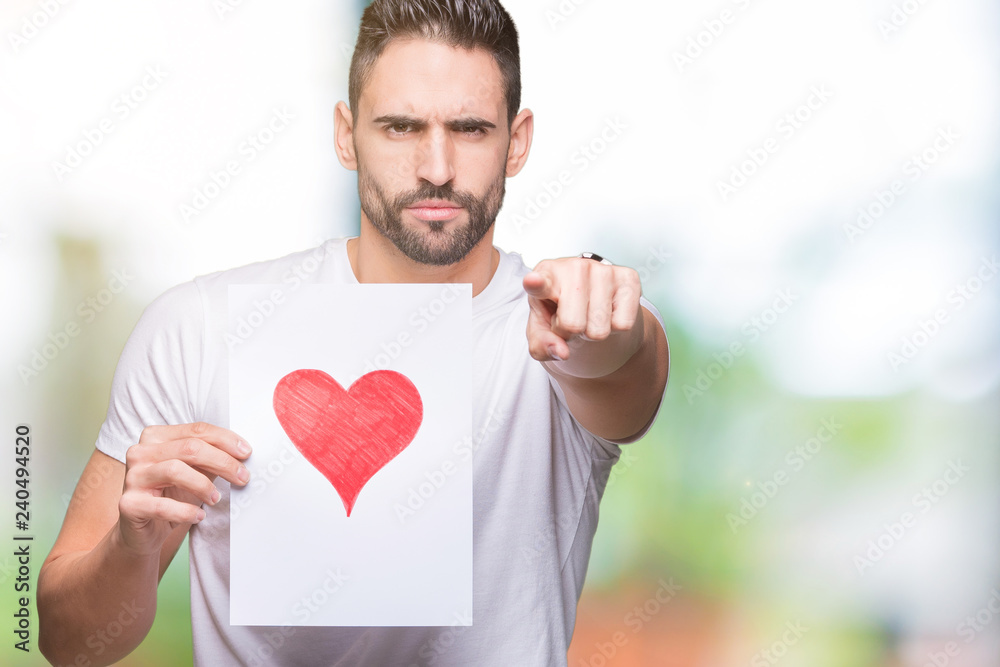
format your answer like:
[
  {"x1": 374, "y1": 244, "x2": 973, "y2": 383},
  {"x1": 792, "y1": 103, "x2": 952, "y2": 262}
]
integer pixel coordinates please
[{"x1": 351, "y1": 39, "x2": 511, "y2": 266}]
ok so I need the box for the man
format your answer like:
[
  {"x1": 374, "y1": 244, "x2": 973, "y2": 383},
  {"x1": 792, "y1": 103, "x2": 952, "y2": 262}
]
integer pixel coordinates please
[{"x1": 38, "y1": 0, "x2": 669, "y2": 665}]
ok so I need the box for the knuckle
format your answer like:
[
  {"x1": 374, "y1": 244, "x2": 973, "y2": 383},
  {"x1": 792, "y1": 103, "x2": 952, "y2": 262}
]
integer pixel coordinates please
[
  {"x1": 149, "y1": 497, "x2": 172, "y2": 522},
  {"x1": 121, "y1": 467, "x2": 139, "y2": 491},
  {"x1": 620, "y1": 267, "x2": 641, "y2": 291},
  {"x1": 614, "y1": 311, "x2": 639, "y2": 331},
  {"x1": 587, "y1": 316, "x2": 611, "y2": 338},
  {"x1": 591, "y1": 262, "x2": 612, "y2": 278},
  {"x1": 590, "y1": 305, "x2": 611, "y2": 324},
  {"x1": 179, "y1": 438, "x2": 201, "y2": 458},
  {"x1": 165, "y1": 458, "x2": 189, "y2": 479},
  {"x1": 124, "y1": 444, "x2": 144, "y2": 467},
  {"x1": 587, "y1": 328, "x2": 610, "y2": 341},
  {"x1": 612, "y1": 320, "x2": 633, "y2": 333},
  {"x1": 190, "y1": 421, "x2": 211, "y2": 436},
  {"x1": 138, "y1": 425, "x2": 159, "y2": 443},
  {"x1": 118, "y1": 493, "x2": 139, "y2": 518}
]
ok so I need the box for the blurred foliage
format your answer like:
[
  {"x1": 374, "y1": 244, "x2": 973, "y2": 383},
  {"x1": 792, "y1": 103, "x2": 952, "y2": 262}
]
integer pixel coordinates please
[
  {"x1": 578, "y1": 240, "x2": 997, "y2": 665},
  {"x1": 3, "y1": 235, "x2": 193, "y2": 667}
]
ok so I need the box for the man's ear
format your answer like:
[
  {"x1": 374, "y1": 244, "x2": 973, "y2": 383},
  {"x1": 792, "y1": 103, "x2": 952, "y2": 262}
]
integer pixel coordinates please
[
  {"x1": 334, "y1": 101, "x2": 358, "y2": 171},
  {"x1": 505, "y1": 108, "x2": 534, "y2": 177}
]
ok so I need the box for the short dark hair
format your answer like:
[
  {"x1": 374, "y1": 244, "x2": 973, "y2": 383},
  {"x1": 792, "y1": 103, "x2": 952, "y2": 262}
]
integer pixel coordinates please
[{"x1": 349, "y1": 0, "x2": 521, "y2": 126}]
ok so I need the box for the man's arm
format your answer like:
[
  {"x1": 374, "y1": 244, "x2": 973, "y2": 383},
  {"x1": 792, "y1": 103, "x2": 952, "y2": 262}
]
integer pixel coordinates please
[
  {"x1": 523, "y1": 257, "x2": 669, "y2": 442},
  {"x1": 38, "y1": 423, "x2": 250, "y2": 666}
]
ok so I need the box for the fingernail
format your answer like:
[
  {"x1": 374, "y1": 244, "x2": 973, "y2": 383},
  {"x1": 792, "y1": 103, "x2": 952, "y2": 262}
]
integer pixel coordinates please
[
  {"x1": 237, "y1": 465, "x2": 250, "y2": 484},
  {"x1": 210, "y1": 488, "x2": 221, "y2": 505},
  {"x1": 547, "y1": 346, "x2": 565, "y2": 361},
  {"x1": 237, "y1": 440, "x2": 251, "y2": 456},
  {"x1": 196, "y1": 509, "x2": 207, "y2": 522}
]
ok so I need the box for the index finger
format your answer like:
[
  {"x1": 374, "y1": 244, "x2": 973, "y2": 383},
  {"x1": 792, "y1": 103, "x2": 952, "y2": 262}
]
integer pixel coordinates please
[
  {"x1": 138, "y1": 422, "x2": 252, "y2": 460},
  {"x1": 522, "y1": 270, "x2": 558, "y2": 301}
]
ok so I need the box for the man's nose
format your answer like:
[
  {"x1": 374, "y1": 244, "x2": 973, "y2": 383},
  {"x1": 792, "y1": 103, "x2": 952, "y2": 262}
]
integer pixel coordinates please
[{"x1": 413, "y1": 126, "x2": 456, "y2": 186}]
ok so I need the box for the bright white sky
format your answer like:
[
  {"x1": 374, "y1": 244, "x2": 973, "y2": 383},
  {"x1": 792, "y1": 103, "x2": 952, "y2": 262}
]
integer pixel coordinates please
[{"x1": 1, "y1": 0, "x2": 997, "y2": 398}]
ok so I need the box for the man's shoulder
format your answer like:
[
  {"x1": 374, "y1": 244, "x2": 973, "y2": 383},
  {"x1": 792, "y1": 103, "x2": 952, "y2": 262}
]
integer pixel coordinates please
[
  {"x1": 192, "y1": 238, "x2": 348, "y2": 292},
  {"x1": 496, "y1": 244, "x2": 531, "y2": 277},
  {"x1": 134, "y1": 239, "x2": 349, "y2": 330},
  {"x1": 479, "y1": 244, "x2": 531, "y2": 315}
]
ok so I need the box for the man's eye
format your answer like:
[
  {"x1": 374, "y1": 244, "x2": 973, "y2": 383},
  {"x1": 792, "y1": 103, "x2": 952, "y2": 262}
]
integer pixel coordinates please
[
  {"x1": 387, "y1": 123, "x2": 411, "y2": 134},
  {"x1": 459, "y1": 125, "x2": 486, "y2": 136}
]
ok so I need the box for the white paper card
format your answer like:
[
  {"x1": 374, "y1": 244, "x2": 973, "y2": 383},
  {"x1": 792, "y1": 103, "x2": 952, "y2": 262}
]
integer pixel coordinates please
[{"x1": 229, "y1": 283, "x2": 472, "y2": 626}]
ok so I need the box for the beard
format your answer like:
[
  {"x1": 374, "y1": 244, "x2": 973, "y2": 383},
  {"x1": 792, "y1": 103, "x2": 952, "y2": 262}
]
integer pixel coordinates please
[{"x1": 357, "y1": 160, "x2": 506, "y2": 266}]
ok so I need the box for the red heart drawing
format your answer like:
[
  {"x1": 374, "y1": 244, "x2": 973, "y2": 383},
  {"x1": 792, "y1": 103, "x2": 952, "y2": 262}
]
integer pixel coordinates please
[{"x1": 273, "y1": 369, "x2": 423, "y2": 516}]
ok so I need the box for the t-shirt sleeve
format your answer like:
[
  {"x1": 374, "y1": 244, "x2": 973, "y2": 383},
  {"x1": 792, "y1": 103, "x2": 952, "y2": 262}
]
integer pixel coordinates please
[
  {"x1": 95, "y1": 280, "x2": 207, "y2": 463},
  {"x1": 547, "y1": 295, "x2": 669, "y2": 456}
]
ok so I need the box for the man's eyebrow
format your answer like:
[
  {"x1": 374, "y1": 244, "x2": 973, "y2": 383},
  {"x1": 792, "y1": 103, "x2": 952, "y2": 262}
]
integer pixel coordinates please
[
  {"x1": 371, "y1": 114, "x2": 497, "y2": 131},
  {"x1": 372, "y1": 114, "x2": 425, "y2": 127},
  {"x1": 446, "y1": 117, "x2": 497, "y2": 130}
]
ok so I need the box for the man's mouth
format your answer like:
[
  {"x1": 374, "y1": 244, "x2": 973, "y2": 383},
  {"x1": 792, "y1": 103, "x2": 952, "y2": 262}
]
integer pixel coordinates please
[{"x1": 405, "y1": 200, "x2": 463, "y2": 222}]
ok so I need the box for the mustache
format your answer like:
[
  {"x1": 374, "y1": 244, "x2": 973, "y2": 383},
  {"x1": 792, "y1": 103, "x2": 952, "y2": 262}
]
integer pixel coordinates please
[{"x1": 392, "y1": 183, "x2": 478, "y2": 209}]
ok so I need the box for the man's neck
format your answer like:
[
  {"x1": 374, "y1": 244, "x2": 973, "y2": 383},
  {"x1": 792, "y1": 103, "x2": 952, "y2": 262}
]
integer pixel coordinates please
[{"x1": 346, "y1": 222, "x2": 500, "y2": 297}]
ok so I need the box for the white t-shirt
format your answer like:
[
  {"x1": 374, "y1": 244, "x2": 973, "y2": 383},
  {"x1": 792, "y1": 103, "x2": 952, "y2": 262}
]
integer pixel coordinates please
[{"x1": 96, "y1": 237, "x2": 666, "y2": 667}]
